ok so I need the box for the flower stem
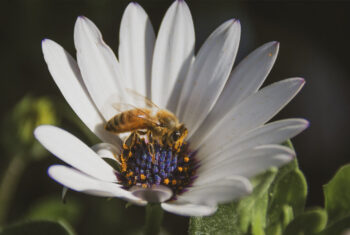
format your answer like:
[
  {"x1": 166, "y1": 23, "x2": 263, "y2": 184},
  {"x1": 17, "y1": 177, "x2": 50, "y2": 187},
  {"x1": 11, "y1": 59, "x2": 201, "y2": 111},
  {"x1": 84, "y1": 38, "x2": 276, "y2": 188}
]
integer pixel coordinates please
[
  {"x1": 0, "y1": 156, "x2": 26, "y2": 225},
  {"x1": 144, "y1": 203, "x2": 164, "y2": 235}
]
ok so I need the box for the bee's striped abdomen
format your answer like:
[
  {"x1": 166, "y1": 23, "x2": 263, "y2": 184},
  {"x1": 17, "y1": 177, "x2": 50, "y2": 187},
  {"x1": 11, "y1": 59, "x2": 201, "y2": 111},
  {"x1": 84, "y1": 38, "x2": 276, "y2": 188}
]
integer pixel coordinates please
[{"x1": 105, "y1": 109, "x2": 151, "y2": 134}]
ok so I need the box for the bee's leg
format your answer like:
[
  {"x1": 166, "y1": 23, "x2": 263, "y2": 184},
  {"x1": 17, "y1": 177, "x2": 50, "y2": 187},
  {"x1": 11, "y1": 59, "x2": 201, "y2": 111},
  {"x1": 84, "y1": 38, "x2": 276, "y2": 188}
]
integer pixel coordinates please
[
  {"x1": 136, "y1": 130, "x2": 147, "y2": 136},
  {"x1": 145, "y1": 130, "x2": 156, "y2": 163},
  {"x1": 123, "y1": 131, "x2": 137, "y2": 150},
  {"x1": 147, "y1": 143, "x2": 156, "y2": 163}
]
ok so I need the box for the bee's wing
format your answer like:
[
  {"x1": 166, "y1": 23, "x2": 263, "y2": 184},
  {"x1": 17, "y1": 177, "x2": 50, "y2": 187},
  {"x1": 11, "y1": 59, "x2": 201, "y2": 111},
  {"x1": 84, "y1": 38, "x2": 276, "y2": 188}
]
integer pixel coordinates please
[
  {"x1": 111, "y1": 103, "x2": 161, "y2": 126},
  {"x1": 112, "y1": 102, "x2": 139, "y2": 113},
  {"x1": 126, "y1": 88, "x2": 161, "y2": 113}
]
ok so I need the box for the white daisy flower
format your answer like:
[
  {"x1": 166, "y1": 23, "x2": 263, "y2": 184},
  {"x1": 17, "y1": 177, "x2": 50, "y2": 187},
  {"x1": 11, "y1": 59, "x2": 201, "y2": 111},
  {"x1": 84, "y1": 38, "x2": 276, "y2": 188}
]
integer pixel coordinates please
[{"x1": 35, "y1": 0, "x2": 308, "y2": 217}]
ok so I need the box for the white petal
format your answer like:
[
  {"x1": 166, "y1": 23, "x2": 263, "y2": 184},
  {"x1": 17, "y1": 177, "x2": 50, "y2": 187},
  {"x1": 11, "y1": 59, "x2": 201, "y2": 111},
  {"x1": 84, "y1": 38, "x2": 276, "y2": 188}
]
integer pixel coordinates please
[
  {"x1": 191, "y1": 77, "x2": 305, "y2": 150},
  {"x1": 179, "y1": 176, "x2": 252, "y2": 205},
  {"x1": 74, "y1": 16, "x2": 127, "y2": 120},
  {"x1": 190, "y1": 42, "x2": 279, "y2": 143},
  {"x1": 41, "y1": 39, "x2": 121, "y2": 146},
  {"x1": 130, "y1": 185, "x2": 173, "y2": 203},
  {"x1": 195, "y1": 145, "x2": 294, "y2": 186},
  {"x1": 91, "y1": 143, "x2": 121, "y2": 162},
  {"x1": 199, "y1": 118, "x2": 309, "y2": 162},
  {"x1": 34, "y1": 125, "x2": 117, "y2": 182},
  {"x1": 177, "y1": 19, "x2": 241, "y2": 135},
  {"x1": 151, "y1": 0, "x2": 195, "y2": 109},
  {"x1": 161, "y1": 201, "x2": 217, "y2": 217},
  {"x1": 48, "y1": 165, "x2": 146, "y2": 205},
  {"x1": 118, "y1": 3, "x2": 155, "y2": 98}
]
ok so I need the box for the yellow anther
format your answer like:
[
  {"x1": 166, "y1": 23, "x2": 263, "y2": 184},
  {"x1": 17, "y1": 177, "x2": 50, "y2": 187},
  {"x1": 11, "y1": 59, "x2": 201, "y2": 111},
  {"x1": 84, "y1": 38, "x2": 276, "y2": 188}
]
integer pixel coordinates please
[
  {"x1": 128, "y1": 151, "x2": 132, "y2": 158},
  {"x1": 184, "y1": 157, "x2": 190, "y2": 162},
  {"x1": 123, "y1": 143, "x2": 128, "y2": 149},
  {"x1": 120, "y1": 153, "x2": 125, "y2": 161},
  {"x1": 128, "y1": 180, "x2": 132, "y2": 185},
  {"x1": 177, "y1": 167, "x2": 183, "y2": 172},
  {"x1": 140, "y1": 174, "x2": 146, "y2": 180},
  {"x1": 142, "y1": 184, "x2": 148, "y2": 188},
  {"x1": 126, "y1": 171, "x2": 134, "y2": 177},
  {"x1": 121, "y1": 162, "x2": 127, "y2": 172},
  {"x1": 172, "y1": 179, "x2": 177, "y2": 185},
  {"x1": 164, "y1": 178, "x2": 170, "y2": 185}
]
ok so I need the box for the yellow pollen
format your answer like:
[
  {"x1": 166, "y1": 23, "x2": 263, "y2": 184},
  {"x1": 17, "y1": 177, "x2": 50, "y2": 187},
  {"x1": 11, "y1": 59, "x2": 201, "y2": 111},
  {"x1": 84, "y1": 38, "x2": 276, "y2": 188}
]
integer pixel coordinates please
[
  {"x1": 268, "y1": 52, "x2": 273, "y2": 57},
  {"x1": 128, "y1": 151, "x2": 132, "y2": 158},
  {"x1": 121, "y1": 162, "x2": 127, "y2": 172},
  {"x1": 172, "y1": 179, "x2": 177, "y2": 185},
  {"x1": 142, "y1": 183, "x2": 147, "y2": 188},
  {"x1": 178, "y1": 167, "x2": 183, "y2": 172},
  {"x1": 140, "y1": 174, "x2": 146, "y2": 180},
  {"x1": 123, "y1": 143, "x2": 128, "y2": 149},
  {"x1": 128, "y1": 180, "x2": 132, "y2": 185},
  {"x1": 126, "y1": 171, "x2": 133, "y2": 177},
  {"x1": 164, "y1": 178, "x2": 170, "y2": 185},
  {"x1": 184, "y1": 157, "x2": 190, "y2": 162}
]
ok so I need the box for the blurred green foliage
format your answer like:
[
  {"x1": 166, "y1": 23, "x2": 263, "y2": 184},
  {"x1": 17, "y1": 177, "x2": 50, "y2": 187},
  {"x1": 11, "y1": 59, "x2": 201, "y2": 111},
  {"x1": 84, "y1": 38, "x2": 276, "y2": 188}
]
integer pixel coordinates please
[
  {"x1": 1, "y1": 95, "x2": 58, "y2": 159},
  {"x1": 0, "y1": 220, "x2": 74, "y2": 235},
  {"x1": 24, "y1": 196, "x2": 82, "y2": 226}
]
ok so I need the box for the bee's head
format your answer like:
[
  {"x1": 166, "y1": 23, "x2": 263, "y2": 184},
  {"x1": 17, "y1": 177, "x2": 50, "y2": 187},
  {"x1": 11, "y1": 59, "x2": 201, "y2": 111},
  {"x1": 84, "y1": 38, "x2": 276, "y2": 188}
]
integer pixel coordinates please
[{"x1": 167, "y1": 124, "x2": 188, "y2": 149}]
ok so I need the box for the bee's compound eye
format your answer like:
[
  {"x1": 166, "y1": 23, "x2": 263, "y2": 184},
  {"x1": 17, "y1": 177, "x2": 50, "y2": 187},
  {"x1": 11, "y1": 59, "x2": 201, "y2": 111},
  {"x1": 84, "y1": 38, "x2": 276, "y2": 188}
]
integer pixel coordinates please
[{"x1": 171, "y1": 131, "x2": 180, "y2": 141}]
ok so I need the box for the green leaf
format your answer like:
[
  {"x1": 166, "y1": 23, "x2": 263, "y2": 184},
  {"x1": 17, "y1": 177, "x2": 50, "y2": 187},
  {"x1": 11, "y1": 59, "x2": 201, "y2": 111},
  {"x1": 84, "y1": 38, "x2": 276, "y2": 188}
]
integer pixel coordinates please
[
  {"x1": 318, "y1": 215, "x2": 350, "y2": 235},
  {"x1": 189, "y1": 168, "x2": 278, "y2": 235},
  {"x1": 0, "y1": 220, "x2": 74, "y2": 235},
  {"x1": 189, "y1": 140, "x2": 308, "y2": 235},
  {"x1": 189, "y1": 202, "x2": 242, "y2": 235},
  {"x1": 267, "y1": 165, "x2": 307, "y2": 227},
  {"x1": 265, "y1": 136, "x2": 307, "y2": 232},
  {"x1": 283, "y1": 208, "x2": 327, "y2": 235},
  {"x1": 1, "y1": 95, "x2": 59, "y2": 159},
  {"x1": 324, "y1": 164, "x2": 350, "y2": 222},
  {"x1": 24, "y1": 196, "x2": 82, "y2": 225},
  {"x1": 238, "y1": 168, "x2": 278, "y2": 234}
]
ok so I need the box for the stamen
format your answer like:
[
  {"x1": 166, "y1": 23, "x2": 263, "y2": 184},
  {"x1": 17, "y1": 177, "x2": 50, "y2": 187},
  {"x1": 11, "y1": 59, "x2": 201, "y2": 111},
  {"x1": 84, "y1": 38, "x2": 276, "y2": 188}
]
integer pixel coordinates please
[{"x1": 116, "y1": 137, "x2": 196, "y2": 197}]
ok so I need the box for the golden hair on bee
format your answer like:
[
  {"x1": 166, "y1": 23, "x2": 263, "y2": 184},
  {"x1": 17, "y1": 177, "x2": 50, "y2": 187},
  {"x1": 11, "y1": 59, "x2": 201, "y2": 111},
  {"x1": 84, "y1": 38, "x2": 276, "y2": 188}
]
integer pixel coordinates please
[{"x1": 104, "y1": 90, "x2": 188, "y2": 150}]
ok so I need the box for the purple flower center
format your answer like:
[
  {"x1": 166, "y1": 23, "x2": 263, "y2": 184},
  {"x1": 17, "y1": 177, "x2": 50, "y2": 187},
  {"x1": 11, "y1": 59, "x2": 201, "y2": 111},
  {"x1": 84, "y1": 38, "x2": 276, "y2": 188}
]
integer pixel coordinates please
[{"x1": 116, "y1": 139, "x2": 197, "y2": 196}]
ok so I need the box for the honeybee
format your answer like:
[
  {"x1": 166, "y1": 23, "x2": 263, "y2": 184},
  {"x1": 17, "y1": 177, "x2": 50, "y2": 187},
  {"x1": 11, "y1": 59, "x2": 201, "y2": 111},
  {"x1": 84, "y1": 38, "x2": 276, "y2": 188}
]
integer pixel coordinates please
[{"x1": 104, "y1": 90, "x2": 188, "y2": 151}]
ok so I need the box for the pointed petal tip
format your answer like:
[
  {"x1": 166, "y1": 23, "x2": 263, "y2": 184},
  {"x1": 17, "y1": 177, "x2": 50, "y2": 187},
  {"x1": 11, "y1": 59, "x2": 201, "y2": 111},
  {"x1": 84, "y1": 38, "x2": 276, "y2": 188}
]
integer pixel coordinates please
[
  {"x1": 229, "y1": 18, "x2": 241, "y2": 29},
  {"x1": 228, "y1": 18, "x2": 239, "y2": 24},
  {"x1": 41, "y1": 38, "x2": 56, "y2": 48},
  {"x1": 76, "y1": 15, "x2": 88, "y2": 25},
  {"x1": 295, "y1": 76, "x2": 305, "y2": 82},
  {"x1": 305, "y1": 119, "x2": 310, "y2": 128},
  {"x1": 287, "y1": 77, "x2": 306, "y2": 86},
  {"x1": 47, "y1": 164, "x2": 67, "y2": 186},
  {"x1": 300, "y1": 119, "x2": 310, "y2": 128},
  {"x1": 272, "y1": 41, "x2": 280, "y2": 46},
  {"x1": 127, "y1": 2, "x2": 140, "y2": 8},
  {"x1": 295, "y1": 77, "x2": 306, "y2": 88},
  {"x1": 33, "y1": 124, "x2": 49, "y2": 139},
  {"x1": 272, "y1": 41, "x2": 280, "y2": 51}
]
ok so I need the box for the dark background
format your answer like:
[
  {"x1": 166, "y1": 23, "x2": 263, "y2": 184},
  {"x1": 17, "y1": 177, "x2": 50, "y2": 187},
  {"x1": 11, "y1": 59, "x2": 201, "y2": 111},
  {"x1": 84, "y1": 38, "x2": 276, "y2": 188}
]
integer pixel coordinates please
[{"x1": 1, "y1": 0, "x2": 350, "y2": 234}]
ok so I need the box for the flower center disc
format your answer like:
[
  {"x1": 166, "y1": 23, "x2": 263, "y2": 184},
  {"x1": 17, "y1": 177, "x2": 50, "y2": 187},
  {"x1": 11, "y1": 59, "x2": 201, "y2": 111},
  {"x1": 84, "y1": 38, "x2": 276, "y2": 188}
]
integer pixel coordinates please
[{"x1": 117, "y1": 137, "x2": 196, "y2": 197}]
